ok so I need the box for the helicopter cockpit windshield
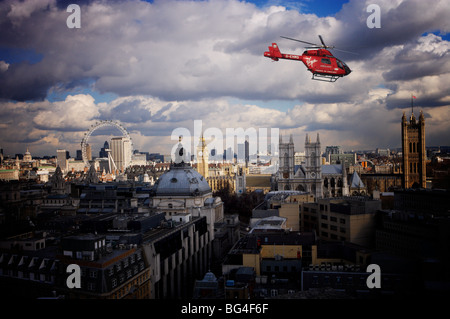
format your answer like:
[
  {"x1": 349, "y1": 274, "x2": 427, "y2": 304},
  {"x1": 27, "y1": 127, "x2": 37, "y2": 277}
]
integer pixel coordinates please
[{"x1": 336, "y1": 59, "x2": 351, "y2": 74}]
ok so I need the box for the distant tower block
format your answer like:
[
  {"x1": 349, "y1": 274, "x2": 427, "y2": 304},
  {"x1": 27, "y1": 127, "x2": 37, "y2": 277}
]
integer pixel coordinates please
[{"x1": 401, "y1": 110, "x2": 426, "y2": 189}]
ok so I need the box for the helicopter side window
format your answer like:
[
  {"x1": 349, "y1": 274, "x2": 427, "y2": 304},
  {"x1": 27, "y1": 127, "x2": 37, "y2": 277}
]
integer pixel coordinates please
[
  {"x1": 321, "y1": 58, "x2": 331, "y2": 64},
  {"x1": 337, "y1": 60, "x2": 344, "y2": 69}
]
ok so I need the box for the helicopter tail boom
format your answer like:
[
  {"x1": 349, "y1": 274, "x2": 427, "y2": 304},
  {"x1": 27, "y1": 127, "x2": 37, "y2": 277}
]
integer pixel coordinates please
[{"x1": 264, "y1": 43, "x2": 303, "y2": 62}]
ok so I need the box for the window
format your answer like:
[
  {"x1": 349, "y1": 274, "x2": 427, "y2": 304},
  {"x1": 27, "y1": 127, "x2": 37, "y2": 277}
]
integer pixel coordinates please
[
  {"x1": 321, "y1": 223, "x2": 328, "y2": 229},
  {"x1": 321, "y1": 58, "x2": 331, "y2": 64},
  {"x1": 89, "y1": 270, "x2": 98, "y2": 278},
  {"x1": 330, "y1": 216, "x2": 337, "y2": 222},
  {"x1": 312, "y1": 275, "x2": 319, "y2": 286},
  {"x1": 340, "y1": 218, "x2": 346, "y2": 224},
  {"x1": 321, "y1": 214, "x2": 328, "y2": 220},
  {"x1": 347, "y1": 276, "x2": 353, "y2": 286}
]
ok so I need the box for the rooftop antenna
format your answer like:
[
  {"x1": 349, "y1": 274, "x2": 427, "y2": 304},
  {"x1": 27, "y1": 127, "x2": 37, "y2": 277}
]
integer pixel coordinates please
[{"x1": 411, "y1": 93, "x2": 416, "y2": 114}]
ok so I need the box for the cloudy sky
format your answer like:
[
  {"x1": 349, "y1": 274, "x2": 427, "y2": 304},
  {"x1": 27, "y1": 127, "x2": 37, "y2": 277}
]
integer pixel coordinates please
[{"x1": 0, "y1": 0, "x2": 449, "y2": 158}]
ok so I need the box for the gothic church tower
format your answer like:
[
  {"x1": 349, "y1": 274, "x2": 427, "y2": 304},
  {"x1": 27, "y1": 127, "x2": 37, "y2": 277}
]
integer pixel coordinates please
[
  {"x1": 402, "y1": 110, "x2": 426, "y2": 188},
  {"x1": 304, "y1": 133, "x2": 323, "y2": 198},
  {"x1": 278, "y1": 134, "x2": 295, "y2": 189}
]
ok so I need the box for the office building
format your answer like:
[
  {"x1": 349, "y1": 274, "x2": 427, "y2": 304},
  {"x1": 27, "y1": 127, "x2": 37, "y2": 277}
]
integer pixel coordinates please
[
  {"x1": 302, "y1": 196, "x2": 380, "y2": 247},
  {"x1": 57, "y1": 149, "x2": 68, "y2": 172},
  {"x1": 111, "y1": 137, "x2": 132, "y2": 172}
]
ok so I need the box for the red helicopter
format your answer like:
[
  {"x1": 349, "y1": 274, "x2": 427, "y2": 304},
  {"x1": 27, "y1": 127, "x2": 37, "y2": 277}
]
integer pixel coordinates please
[{"x1": 264, "y1": 35, "x2": 353, "y2": 82}]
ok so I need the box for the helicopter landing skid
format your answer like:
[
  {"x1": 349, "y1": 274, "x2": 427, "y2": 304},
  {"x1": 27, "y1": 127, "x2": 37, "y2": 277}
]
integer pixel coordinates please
[{"x1": 311, "y1": 73, "x2": 340, "y2": 82}]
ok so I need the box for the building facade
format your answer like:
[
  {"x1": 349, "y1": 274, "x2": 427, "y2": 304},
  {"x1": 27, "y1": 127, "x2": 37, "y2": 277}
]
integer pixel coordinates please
[
  {"x1": 302, "y1": 196, "x2": 380, "y2": 247},
  {"x1": 111, "y1": 137, "x2": 132, "y2": 172},
  {"x1": 278, "y1": 134, "x2": 323, "y2": 198}
]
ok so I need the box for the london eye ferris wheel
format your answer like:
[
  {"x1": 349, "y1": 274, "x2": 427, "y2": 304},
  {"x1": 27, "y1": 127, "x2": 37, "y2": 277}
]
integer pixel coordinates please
[{"x1": 80, "y1": 120, "x2": 133, "y2": 172}]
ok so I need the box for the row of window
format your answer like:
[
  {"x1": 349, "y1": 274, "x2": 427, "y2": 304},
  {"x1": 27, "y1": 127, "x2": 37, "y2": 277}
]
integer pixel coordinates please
[
  {"x1": 321, "y1": 214, "x2": 346, "y2": 224},
  {"x1": 111, "y1": 261, "x2": 145, "y2": 289},
  {"x1": 408, "y1": 141, "x2": 421, "y2": 153},
  {"x1": 108, "y1": 252, "x2": 143, "y2": 276},
  {"x1": 321, "y1": 231, "x2": 346, "y2": 241},
  {"x1": 1, "y1": 269, "x2": 54, "y2": 283},
  {"x1": 409, "y1": 162, "x2": 420, "y2": 174},
  {"x1": 321, "y1": 223, "x2": 346, "y2": 232}
]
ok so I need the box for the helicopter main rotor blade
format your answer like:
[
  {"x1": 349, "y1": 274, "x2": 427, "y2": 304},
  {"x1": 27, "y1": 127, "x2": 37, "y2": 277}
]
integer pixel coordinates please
[
  {"x1": 280, "y1": 36, "x2": 319, "y2": 47},
  {"x1": 319, "y1": 35, "x2": 326, "y2": 47},
  {"x1": 333, "y1": 48, "x2": 359, "y2": 55},
  {"x1": 280, "y1": 35, "x2": 357, "y2": 54}
]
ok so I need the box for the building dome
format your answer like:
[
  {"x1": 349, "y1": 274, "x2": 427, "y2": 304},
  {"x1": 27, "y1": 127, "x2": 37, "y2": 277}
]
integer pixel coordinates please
[
  {"x1": 23, "y1": 148, "x2": 32, "y2": 162},
  {"x1": 153, "y1": 164, "x2": 211, "y2": 197}
]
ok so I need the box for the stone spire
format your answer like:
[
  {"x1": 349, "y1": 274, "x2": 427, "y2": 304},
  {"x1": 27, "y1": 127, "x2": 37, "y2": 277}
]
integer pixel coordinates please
[{"x1": 85, "y1": 164, "x2": 99, "y2": 184}]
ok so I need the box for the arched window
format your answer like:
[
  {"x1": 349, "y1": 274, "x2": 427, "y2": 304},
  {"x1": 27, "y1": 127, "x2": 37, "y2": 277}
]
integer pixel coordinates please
[
  {"x1": 413, "y1": 142, "x2": 416, "y2": 153},
  {"x1": 409, "y1": 142, "x2": 412, "y2": 153}
]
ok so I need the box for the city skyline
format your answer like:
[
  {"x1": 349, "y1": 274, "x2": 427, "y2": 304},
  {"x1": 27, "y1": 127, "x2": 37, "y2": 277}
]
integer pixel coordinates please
[{"x1": 1, "y1": 0, "x2": 449, "y2": 157}]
